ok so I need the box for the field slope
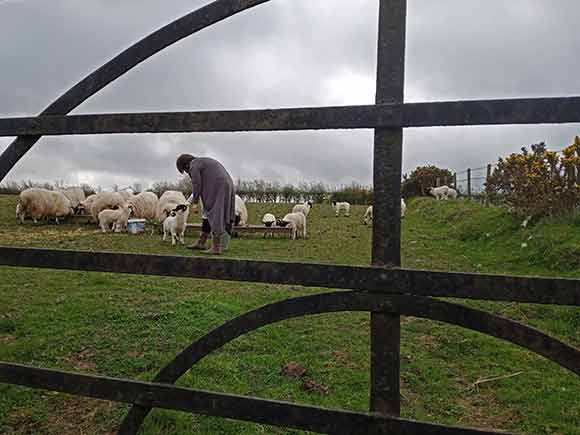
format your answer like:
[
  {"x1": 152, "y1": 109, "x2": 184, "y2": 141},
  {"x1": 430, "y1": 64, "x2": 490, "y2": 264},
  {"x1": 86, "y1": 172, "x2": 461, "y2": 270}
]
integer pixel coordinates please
[{"x1": 0, "y1": 195, "x2": 578, "y2": 434}]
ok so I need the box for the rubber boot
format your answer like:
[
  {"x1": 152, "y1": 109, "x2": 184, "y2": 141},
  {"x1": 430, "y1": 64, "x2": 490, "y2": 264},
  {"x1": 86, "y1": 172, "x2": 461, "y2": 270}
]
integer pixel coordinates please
[
  {"x1": 187, "y1": 232, "x2": 209, "y2": 250},
  {"x1": 221, "y1": 231, "x2": 231, "y2": 251},
  {"x1": 204, "y1": 232, "x2": 222, "y2": 254}
]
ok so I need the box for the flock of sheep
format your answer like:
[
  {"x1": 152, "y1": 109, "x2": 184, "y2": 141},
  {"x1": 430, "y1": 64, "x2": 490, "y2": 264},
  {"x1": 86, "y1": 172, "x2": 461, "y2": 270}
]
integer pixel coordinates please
[{"x1": 13, "y1": 183, "x2": 459, "y2": 243}]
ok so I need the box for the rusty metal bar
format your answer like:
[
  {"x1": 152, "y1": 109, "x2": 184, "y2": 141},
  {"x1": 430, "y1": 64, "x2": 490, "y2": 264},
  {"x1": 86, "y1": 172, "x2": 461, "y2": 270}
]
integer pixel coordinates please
[
  {"x1": 371, "y1": 0, "x2": 407, "y2": 417},
  {"x1": 1, "y1": 97, "x2": 580, "y2": 137},
  {"x1": 0, "y1": 247, "x2": 578, "y2": 305},
  {"x1": 0, "y1": 362, "x2": 516, "y2": 435},
  {"x1": 119, "y1": 291, "x2": 579, "y2": 433}
]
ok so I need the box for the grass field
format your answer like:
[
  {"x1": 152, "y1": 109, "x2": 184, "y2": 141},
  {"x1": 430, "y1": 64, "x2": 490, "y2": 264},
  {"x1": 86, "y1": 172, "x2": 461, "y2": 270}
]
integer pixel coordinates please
[{"x1": 0, "y1": 194, "x2": 578, "y2": 435}]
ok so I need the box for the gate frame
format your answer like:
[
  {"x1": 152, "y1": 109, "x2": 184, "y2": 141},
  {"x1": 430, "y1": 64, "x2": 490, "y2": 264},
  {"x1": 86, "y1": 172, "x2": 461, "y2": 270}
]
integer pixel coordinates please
[{"x1": 0, "y1": 1, "x2": 578, "y2": 434}]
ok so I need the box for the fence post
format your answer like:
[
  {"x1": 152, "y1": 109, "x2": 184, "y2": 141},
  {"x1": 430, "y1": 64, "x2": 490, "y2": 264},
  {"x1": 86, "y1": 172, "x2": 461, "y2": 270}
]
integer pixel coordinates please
[
  {"x1": 436, "y1": 177, "x2": 440, "y2": 187},
  {"x1": 467, "y1": 168, "x2": 472, "y2": 198},
  {"x1": 453, "y1": 172, "x2": 457, "y2": 189},
  {"x1": 370, "y1": 0, "x2": 405, "y2": 417}
]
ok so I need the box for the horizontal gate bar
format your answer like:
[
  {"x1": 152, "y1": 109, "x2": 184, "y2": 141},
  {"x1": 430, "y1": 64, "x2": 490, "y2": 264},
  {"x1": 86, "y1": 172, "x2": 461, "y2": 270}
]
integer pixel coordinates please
[
  {"x1": 0, "y1": 97, "x2": 579, "y2": 136},
  {"x1": 0, "y1": 247, "x2": 577, "y2": 305},
  {"x1": 0, "y1": 362, "x2": 516, "y2": 435}
]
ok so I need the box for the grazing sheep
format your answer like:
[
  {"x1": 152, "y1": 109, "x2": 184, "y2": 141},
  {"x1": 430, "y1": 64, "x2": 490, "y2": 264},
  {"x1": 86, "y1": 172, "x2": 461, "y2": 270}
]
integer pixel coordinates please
[
  {"x1": 446, "y1": 187, "x2": 458, "y2": 200},
  {"x1": 98, "y1": 203, "x2": 133, "y2": 233},
  {"x1": 118, "y1": 190, "x2": 133, "y2": 201},
  {"x1": 331, "y1": 201, "x2": 350, "y2": 217},
  {"x1": 17, "y1": 188, "x2": 73, "y2": 224},
  {"x1": 127, "y1": 191, "x2": 158, "y2": 220},
  {"x1": 427, "y1": 185, "x2": 456, "y2": 200},
  {"x1": 292, "y1": 200, "x2": 313, "y2": 217},
  {"x1": 362, "y1": 199, "x2": 407, "y2": 225},
  {"x1": 262, "y1": 213, "x2": 276, "y2": 227},
  {"x1": 157, "y1": 190, "x2": 189, "y2": 223},
  {"x1": 262, "y1": 213, "x2": 276, "y2": 238},
  {"x1": 89, "y1": 192, "x2": 127, "y2": 222},
  {"x1": 281, "y1": 212, "x2": 307, "y2": 240},
  {"x1": 235, "y1": 194, "x2": 248, "y2": 226},
  {"x1": 59, "y1": 186, "x2": 86, "y2": 214},
  {"x1": 77, "y1": 194, "x2": 97, "y2": 217},
  {"x1": 162, "y1": 204, "x2": 189, "y2": 245}
]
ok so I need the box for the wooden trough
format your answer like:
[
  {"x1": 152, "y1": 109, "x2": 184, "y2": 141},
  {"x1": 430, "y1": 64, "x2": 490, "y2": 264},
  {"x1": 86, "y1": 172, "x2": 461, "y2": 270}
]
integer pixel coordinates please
[{"x1": 153, "y1": 223, "x2": 293, "y2": 238}]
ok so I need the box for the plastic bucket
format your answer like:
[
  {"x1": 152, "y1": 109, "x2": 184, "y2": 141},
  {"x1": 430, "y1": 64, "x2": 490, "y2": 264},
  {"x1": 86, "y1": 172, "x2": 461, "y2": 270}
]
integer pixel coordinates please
[{"x1": 127, "y1": 218, "x2": 146, "y2": 234}]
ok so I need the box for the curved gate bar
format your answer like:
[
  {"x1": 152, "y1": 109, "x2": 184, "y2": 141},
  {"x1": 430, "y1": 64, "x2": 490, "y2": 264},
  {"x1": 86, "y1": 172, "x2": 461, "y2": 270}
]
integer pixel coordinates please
[
  {"x1": 0, "y1": 0, "x2": 271, "y2": 182},
  {"x1": 120, "y1": 291, "x2": 579, "y2": 434}
]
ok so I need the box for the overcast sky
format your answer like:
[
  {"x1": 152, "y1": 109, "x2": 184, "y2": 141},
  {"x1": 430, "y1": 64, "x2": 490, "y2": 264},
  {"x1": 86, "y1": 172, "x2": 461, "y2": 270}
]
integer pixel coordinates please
[{"x1": 0, "y1": 0, "x2": 579, "y2": 190}]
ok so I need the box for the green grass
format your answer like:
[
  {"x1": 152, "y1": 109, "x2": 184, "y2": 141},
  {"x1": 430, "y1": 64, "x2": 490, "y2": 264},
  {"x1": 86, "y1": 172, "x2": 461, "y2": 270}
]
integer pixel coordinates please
[{"x1": 0, "y1": 194, "x2": 578, "y2": 435}]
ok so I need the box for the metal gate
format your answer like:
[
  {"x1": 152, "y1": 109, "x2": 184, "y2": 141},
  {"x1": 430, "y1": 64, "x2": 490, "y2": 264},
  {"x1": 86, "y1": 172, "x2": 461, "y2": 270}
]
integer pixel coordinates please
[{"x1": 0, "y1": 1, "x2": 578, "y2": 434}]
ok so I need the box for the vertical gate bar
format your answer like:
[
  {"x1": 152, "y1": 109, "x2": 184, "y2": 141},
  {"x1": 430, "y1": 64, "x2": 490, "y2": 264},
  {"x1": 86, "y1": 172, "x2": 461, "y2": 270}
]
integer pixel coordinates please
[{"x1": 370, "y1": 0, "x2": 406, "y2": 417}]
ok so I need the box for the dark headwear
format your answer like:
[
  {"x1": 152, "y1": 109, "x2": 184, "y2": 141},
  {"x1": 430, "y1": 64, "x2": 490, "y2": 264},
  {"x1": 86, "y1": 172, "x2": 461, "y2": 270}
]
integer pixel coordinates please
[{"x1": 176, "y1": 154, "x2": 195, "y2": 174}]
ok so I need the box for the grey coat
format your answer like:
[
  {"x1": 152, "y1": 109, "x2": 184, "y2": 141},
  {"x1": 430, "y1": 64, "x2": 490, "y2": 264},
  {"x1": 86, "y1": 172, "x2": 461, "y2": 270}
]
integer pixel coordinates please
[{"x1": 188, "y1": 157, "x2": 235, "y2": 234}]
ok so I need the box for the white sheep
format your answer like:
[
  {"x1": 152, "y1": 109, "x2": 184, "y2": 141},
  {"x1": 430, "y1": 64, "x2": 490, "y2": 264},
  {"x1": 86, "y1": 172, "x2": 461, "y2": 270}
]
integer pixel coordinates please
[
  {"x1": 156, "y1": 191, "x2": 189, "y2": 223},
  {"x1": 89, "y1": 192, "x2": 127, "y2": 222},
  {"x1": 17, "y1": 188, "x2": 73, "y2": 224},
  {"x1": 292, "y1": 201, "x2": 313, "y2": 217},
  {"x1": 331, "y1": 201, "x2": 350, "y2": 217},
  {"x1": 118, "y1": 190, "x2": 133, "y2": 201},
  {"x1": 162, "y1": 204, "x2": 189, "y2": 245},
  {"x1": 362, "y1": 199, "x2": 407, "y2": 225},
  {"x1": 77, "y1": 194, "x2": 97, "y2": 217},
  {"x1": 262, "y1": 213, "x2": 276, "y2": 227},
  {"x1": 262, "y1": 213, "x2": 276, "y2": 238},
  {"x1": 235, "y1": 194, "x2": 248, "y2": 226},
  {"x1": 98, "y1": 203, "x2": 133, "y2": 233},
  {"x1": 428, "y1": 185, "x2": 457, "y2": 200},
  {"x1": 281, "y1": 212, "x2": 307, "y2": 240},
  {"x1": 446, "y1": 187, "x2": 458, "y2": 200},
  {"x1": 58, "y1": 186, "x2": 86, "y2": 213},
  {"x1": 127, "y1": 191, "x2": 158, "y2": 220}
]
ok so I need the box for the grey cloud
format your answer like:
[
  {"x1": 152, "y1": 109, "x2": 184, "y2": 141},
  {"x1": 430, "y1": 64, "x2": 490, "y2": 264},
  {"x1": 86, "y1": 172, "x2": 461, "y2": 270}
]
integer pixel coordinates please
[{"x1": 0, "y1": 0, "x2": 579, "y2": 190}]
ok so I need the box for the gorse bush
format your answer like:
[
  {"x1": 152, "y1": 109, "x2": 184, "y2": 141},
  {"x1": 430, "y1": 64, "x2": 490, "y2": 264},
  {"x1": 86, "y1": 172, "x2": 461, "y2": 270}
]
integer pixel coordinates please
[
  {"x1": 486, "y1": 138, "x2": 580, "y2": 218},
  {"x1": 401, "y1": 165, "x2": 453, "y2": 198}
]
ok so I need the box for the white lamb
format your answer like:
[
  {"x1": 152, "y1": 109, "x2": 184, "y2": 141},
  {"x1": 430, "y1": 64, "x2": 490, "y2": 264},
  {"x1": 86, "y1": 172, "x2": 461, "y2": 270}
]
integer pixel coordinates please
[
  {"x1": 98, "y1": 203, "x2": 133, "y2": 233},
  {"x1": 89, "y1": 192, "x2": 127, "y2": 222},
  {"x1": 281, "y1": 212, "x2": 307, "y2": 240},
  {"x1": 262, "y1": 213, "x2": 277, "y2": 238},
  {"x1": 157, "y1": 190, "x2": 189, "y2": 223},
  {"x1": 362, "y1": 199, "x2": 407, "y2": 225},
  {"x1": 292, "y1": 200, "x2": 313, "y2": 217},
  {"x1": 427, "y1": 185, "x2": 457, "y2": 200},
  {"x1": 162, "y1": 204, "x2": 189, "y2": 245},
  {"x1": 127, "y1": 191, "x2": 158, "y2": 220},
  {"x1": 331, "y1": 201, "x2": 350, "y2": 217},
  {"x1": 235, "y1": 194, "x2": 248, "y2": 226}
]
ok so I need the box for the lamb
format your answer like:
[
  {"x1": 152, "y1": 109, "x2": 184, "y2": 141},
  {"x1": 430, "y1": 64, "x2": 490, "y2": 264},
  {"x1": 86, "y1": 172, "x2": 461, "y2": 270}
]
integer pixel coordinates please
[
  {"x1": 331, "y1": 201, "x2": 350, "y2": 217},
  {"x1": 59, "y1": 186, "x2": 86, "y2": 214},
  {"x1": 98, "y1": 203, "x2": 133, "y2": 233},
  {"x1": 262, "y1": 213, "x2": 276, "y2": 238},
  {"x1": 89, "y1": 192, "x2": 127, "y2": 222},
  {"x1": 162, "y1": 204, "x2": 189, "y2": 245},
  {"x1": 446, "y1": 187, "x2": 458, "y2": 200},
  {"x1": 127, "y1": 191, "x2": 158, "y2": 220},
  {"x1": 427, "y1": 185, "x2": 457, "y2": 200},
  {"x1": 17, "y1": 188, "x2": 73, "y2": 224},
  {"x1": 262, "y1": 213, "x2": 276, "y2": 227},
  {"x1": 292, "y1": 200, "x2": 313, "y2": 217},
  {"x1": 281, "y1": 212, "x2": 307, "y2": 240},
  {"x1": 362, "y1": 199, "x2": 407, "y2": 225},
  {"x1": 157, "y1": 190, "x2": 189, "y2": 223},
  {"x1": 235, "y1": 194, "x2": 248, "y2": 226}
]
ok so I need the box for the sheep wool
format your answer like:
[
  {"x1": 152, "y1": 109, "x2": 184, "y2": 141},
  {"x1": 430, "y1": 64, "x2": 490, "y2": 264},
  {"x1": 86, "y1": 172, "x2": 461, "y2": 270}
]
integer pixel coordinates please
[
  {"x1": 292, "y1": 201, "x2": 313, "y2": 217},
  {"x1": 331, "y1": 201, "x2": 350, "y2": 217},
  {"x1": 282, "y1": 212, "x2": 307, "y2": 240},
  {"x1": 127, "y1": 191, "x2": 158, "y2": 220},
  {"x1": 157, "y1": 190, "x2": 188, "y2": 223},
  {"x1": 235, "y1": 195, "x2": 248, "y2": 226},
  {"x1": 90, "y1": 192, "x2": 127, "y2": 222}
]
